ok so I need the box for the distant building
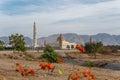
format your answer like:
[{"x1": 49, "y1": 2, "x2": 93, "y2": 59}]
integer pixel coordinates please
[{"x1": 57, "y1": 34, "x2": 77, "y2": 49}]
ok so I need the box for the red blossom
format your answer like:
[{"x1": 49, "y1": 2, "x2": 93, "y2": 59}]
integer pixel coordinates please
[
  {"x1": 21, "y1": 71, "x2": 29, "y2": 76},
  {"x1": 76, "y1": 45, "x2": 85, "y2": 53},
  {"x1": 82, "y1": 71, "x2": 87, "y2": 77},
  {"x1": 46, "y1": 63, "x2": 53, "y2": 70},
  {"x1": 29, "y1": 68, "x2": 35, "y2": 75}
]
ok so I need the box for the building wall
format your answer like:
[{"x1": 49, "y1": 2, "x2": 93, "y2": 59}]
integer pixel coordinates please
[
  {"x1": 61, "y1": 40, "x2": 77, "y2": 49},
  {"x1": 57, "y1": 34, "x2": 77, "y2": 49}
]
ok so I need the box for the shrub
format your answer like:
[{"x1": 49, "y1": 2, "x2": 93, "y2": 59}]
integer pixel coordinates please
[
  {"x1": 42, "y1": 45, "x2": 59, "y2": 63},
  {"x1": 85, "y1": 42, "x2": 104, "y2": 53},
  {"x1": 24, "y1": 53, "x2": 35, "y2": 61},
  {"x1": 102, "y1": 46, "x2": 118, "y2": 54},
  {"x1": 85, "y1": 42, "x2": 104, "y2": 58}
]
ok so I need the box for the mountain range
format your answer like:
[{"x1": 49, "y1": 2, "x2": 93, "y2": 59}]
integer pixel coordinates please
[{"x1": 0, "y1": 33, "x2": 120, "y2": 46}]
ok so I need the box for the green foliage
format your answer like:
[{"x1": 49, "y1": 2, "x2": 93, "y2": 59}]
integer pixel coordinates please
[
  {"x1": 85, "y1": 42, "x2": 104, "y2": 58},
  {"x1": 0, "y1": 40, "x2": 5, "y2": 50},
  {"x1": 43, "y1": 45, "x2": 55, "y2": 53},
  {"x1": 85, "y1": 42, "x2": 104, "y2": 53},
  {"x1": 96, "y1": 42, "x2": 104, "y2": 53},
  {"x1": 9, "y1": 33, "x2": 26, "y2": 52},
  {"x1": 42, "y1": 45, "x2": 59, "y2": 63}
]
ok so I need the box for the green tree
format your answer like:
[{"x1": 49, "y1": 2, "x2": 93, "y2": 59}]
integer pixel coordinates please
[
  {"x1": 96, "y1": 42, "x2": 104, "y2": 53},
  {"x1": 85, "y1": 42, "x2": 103, "y2": 59},
  {"x1": 9, "y1": 33, "x2": 26, "y2": 52},
  {"x1": 0, "y1": 40, "x2": 5, "y2": 50}
]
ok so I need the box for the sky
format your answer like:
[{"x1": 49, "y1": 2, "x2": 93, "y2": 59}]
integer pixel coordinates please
[{"x1": 0, "y1": 0, "x2": 120, "y2": 38}]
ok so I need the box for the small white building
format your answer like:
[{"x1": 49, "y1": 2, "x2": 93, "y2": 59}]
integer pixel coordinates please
[
  {"x1": 57, "y1": 34, "x2": 77, "y2": 49},
  {"x1": 61, "y1": 40, "x2": 77, "y2": 49}
]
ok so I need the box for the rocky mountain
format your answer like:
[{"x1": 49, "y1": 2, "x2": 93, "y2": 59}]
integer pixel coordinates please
[
  {"x1": 37, "y1": 33, "x2": 120, "y2": 46},
  {"x1": 0, "y1": 33, "x2": 120, "y2": 46}
]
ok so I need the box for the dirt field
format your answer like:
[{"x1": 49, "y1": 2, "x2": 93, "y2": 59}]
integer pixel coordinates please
[{"x1": 0, "y1": 51, "x2": 120, "y2": 80}]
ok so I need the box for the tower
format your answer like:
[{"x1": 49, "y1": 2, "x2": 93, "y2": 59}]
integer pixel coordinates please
[
  {"x1": 33, "y1": 22, "x2": 37, "y2": 49},
  {"x1": 44, "y1": 40, "x2": 46, "y2": 47},
  {"x1": 89, "y1": 35, "x2": 93, "y2": 44},
  {"x1": 57, "y1": 34, "x2": 65, "y2": 49}
]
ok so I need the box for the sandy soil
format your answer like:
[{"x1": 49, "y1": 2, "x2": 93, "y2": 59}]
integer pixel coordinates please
[{"x1": 0, "y1": 52, "x2": 120, "y2": 80}]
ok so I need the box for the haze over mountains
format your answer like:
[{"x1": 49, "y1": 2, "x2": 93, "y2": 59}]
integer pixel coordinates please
[{"x1": 0, "y1": 33, "x2": 120, "y2": 46}]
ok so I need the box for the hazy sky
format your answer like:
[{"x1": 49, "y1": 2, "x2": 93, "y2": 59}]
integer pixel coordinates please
[{"x1": 0, "y1": 0, "x2": 120, "y2": 38}]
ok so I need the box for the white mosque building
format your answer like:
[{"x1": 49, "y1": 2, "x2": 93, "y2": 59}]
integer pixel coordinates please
[{"x1": 57, "y1": 34, "x2": 77, "y2": 49}]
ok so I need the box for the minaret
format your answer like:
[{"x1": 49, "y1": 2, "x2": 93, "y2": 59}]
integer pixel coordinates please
[
  {"x1": 89, "y1": 35, "x2": 93, "y2": 44},
  {"x1": 44, "y1": 40, "x2": 46, "y2": 47},
  {"x1": 57, "y1": 34, "x2": 65, "y2": 49},
  {"x1": 33, "y1": 22, "x2": 37, "y2": 49}
]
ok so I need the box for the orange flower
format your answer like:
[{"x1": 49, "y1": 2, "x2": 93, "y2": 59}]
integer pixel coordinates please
[
  {"x1": 68, "y1": 68, "x2": 95, "y2": 80},
  {"x1": 76, "y1": 73, "x2": 80, "y2": 79},
  {"x1": 21, "y1": 71, "x2": 29, "y2": 76},
  {"x1": 57, "y1": 57, "x2": 64, "y2": 63},
  {"x1": 69, "y1": 73, "x2": 80, "y2": 80},
  {"x1": 90, "y1": 74, "x2": 95, "y2": 79},
  {"x1": 39, "y1": 62, "x2": 44, "y2": 67},
  {"x1": 79, "y1": 47, "x2": 85, "y2": 53},
  {"x1": 87, "y1": 70, "x2": 92, "y2": 75},
  {"x1": 70, "y1": 74, "x2": 75, "y2": 80},
  {"x1": 39, "y1": 62, "x2": 46, "y2": 70},
  {"x1": 29, "y1": 68, "x2": 35, "y2": 75},
  {"x1": 88, "y1": 77, "x2": 94, "y2": 80},
  {"x1": 16, "y1": 65, "x2": 23, "y2": 72},
  {"x1": 41, "y1": 65, "x2": 46, "y2": 70},
  {"x1": 82, "y1": 71, "x2": 87, "y2": 77},
  {"x1": 46, "y1": 63, "x2": 53, "y2": 70},
  {"x1": 76, "y1": 45, "x2": 85, "y2": 53}
]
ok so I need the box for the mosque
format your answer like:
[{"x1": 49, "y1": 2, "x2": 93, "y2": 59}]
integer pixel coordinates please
[
  {"x1": 33, "y1": 22, "x2": 77, "y2": 49},
  {"x1": 57, "y1": 34, "x2": 77, "y2": 49}
]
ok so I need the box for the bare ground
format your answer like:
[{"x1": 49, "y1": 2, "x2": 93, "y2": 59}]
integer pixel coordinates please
[{"x1": 0, "y1": 51, "x2": 120, "y2": 80}]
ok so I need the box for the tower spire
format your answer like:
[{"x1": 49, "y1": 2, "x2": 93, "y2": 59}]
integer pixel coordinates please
[
  {"x1": 89, "y1": 35, "x2": 93, "y2": 44},
  {"x1": 33, "y1": 21, "x2": 37, "y2": 49}
]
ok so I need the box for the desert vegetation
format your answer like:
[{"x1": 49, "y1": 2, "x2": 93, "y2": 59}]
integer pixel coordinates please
[{"x1": 9, "y1": 33, "x2": 26, "y2": 52}]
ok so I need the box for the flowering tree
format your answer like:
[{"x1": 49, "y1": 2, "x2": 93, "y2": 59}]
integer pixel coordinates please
[{"x1": 76, "y1": 45, "x2": 85, "y2": 53}]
